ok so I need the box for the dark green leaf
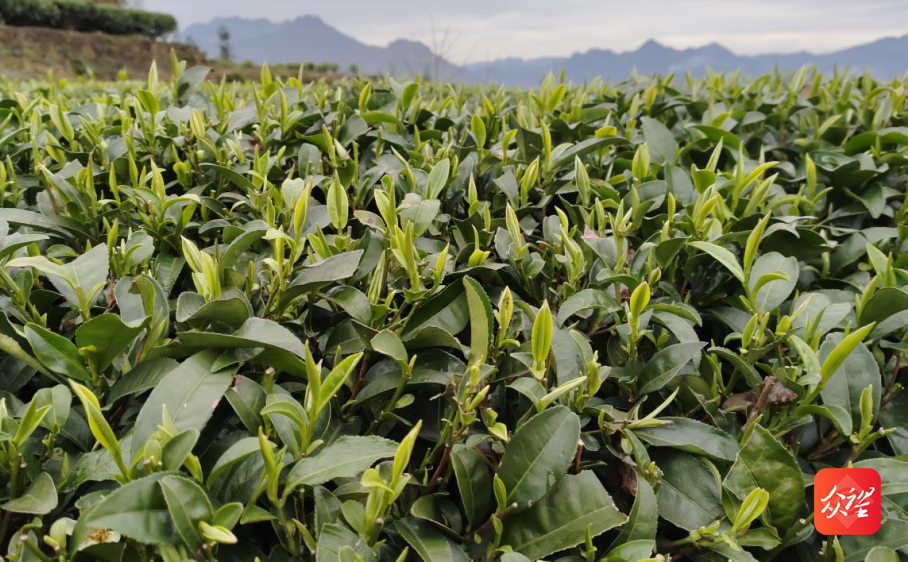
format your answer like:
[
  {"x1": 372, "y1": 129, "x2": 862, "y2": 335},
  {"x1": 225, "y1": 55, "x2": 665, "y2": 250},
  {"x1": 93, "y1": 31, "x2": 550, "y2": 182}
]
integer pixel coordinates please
[
  {"x1": 395, "y1": 517, "x2": 469, "y2": 562},
  {"x1": 819, "y1": 333, "x2": 881, "y2": 425},
  {"x1": 501, "y1": 471, "x2": 626, "y2": 559},
  {"x1": 723, "y1": 426, "x2": 805, "y2": 528},
  {"x1": 70, "y1": 473, "x2": 179, "y2": 551},
  {"x1": 25, "y1": 323, "x2": 90, "y2": 381},
  {"x1": 637, "y1": 342, "x2": 706, "y2": 394},
  {"x1": 76, "y1": 313, "x2": 149, "y2": 371},
  {"x1": 451, "y1": 444, "x2": 491, "y2": 529},
  {"x1": 131, "y1": 351, "x2": 236, "y2": 459},
  {"x1": 286, "y1": 436, "x2": 398, "y2": 491},
  {"x1": 635, "y1": 417, "x2": 740, "y2": 462},
  {"x1": 610, "y1": 471, "x2": 657, "y2": 547},
  {"x1": 1, "y1": 472, "x2": 58, "y2": 514},
  {"x1": 158, "y1": 474, "x2": 213, "y2": 552},
  {"x1": 653, "y1": 450, "x2": 724, "y2": 531},
  {"x1": 498, "y1": 405, "x2": 581, "y2": 509}
]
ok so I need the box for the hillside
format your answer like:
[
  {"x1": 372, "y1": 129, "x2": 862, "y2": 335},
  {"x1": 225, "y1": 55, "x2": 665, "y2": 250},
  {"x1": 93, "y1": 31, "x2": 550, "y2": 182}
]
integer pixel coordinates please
[{"x1": 0, "y1": 24, "x2": 204, "y2": 79}]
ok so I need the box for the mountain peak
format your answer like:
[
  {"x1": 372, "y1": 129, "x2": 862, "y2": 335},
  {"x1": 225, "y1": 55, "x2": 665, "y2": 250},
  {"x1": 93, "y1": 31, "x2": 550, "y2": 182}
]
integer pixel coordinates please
[
  {"x1": 637, "y1": 39, "x2": 669, "y2": 52},
  {"x1": 287, "y1": 14, "x2": 327, "y2": 26},
  {"x1": 696, "y1": 42, "x2": 734, "y2": 56},
  {"x1": 387, "y1": 38, "x2": 427, "y2": 49},
  {"x1": 207, "y1": 16, "x2": 270, "y2": 25}
]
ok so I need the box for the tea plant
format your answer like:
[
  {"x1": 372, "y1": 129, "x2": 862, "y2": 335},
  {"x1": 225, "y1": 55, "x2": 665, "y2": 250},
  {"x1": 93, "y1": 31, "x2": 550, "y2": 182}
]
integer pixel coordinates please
[{"x1": 0, "y1": 59, "x2": 906, "y2": 561}]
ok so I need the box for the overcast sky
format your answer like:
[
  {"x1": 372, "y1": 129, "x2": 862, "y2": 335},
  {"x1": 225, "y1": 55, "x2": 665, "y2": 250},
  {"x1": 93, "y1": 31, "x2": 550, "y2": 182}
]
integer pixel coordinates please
[{"x1": 143, "y1": 0, "x2": 908, "y2": 63}]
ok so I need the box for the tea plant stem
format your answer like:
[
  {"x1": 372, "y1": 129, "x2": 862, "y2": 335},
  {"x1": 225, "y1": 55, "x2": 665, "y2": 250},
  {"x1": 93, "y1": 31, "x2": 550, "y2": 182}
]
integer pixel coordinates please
[
  {"x1": 473, "y1": 446, "x2": 497, "y2": 471},
  {"x1": 807, "y1": 430, "x2": 843, "y2": 461},
  {"x1": 741, "y1": 376, "x2": 776, "y2": 436},
  {"x1": 349, "y1": 352, "x2": 370, "y2": 401},
  {"x1": 23, "y1": 538, "x2": 52, "y2": 562},
  {"x1": 657, "y1": 536, "x2": 697, "y2": 549},
  {"x1": 881, "y1": 354, "x2": 902, "y2": 409},
  {"x1": 367, "y1": 365, "x2": 411, "y2": 433},
  {"x1": 0, "y1": 511, "x2": 12, "y2": 549},
  {"x1": 273, "y1": 501, "x2": 299, "y2": 557},
  {"x1": 472, "y1": 504, "x2": 518, "y2": 541},
  {"x1": 775, "y1": 512, "x2": 815, "y2": 553},
  {"x1": 426, "y1": 445, "x2": 451, "y2": 491}
]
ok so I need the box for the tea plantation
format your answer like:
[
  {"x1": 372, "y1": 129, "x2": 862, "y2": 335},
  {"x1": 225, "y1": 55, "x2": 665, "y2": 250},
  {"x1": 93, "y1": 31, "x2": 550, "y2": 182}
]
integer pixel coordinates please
[{"x1": 0, "y1": 60, "x2": 906, "y2": 561}]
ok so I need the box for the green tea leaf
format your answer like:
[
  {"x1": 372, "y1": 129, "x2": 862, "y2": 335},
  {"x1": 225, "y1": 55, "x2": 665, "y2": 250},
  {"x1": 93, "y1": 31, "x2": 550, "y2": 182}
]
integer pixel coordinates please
[
  {"x1": 158, "y1": 474, "x2": 213, "y2": 552},
  {"x1": 637, "y1": 341, "x2": 706, "y2": 394},
  {"x1": 501, "y1": 471, "x2": 626, "y2": 559},
  {"x1": 395, "y1": 517, "x2": 469, "y2": 562},
  {"x1": 641, "y1": 117, "x2": 679, "y2": 164},
  {"x1": 653, "y1": 450, "x2": 724, "y2": 531},
  {"x1": 635, "y1": 416, "x2": 740, "y2": 462},
  {"x1": 463, "y1": 276, "x2": 493, "y2": 365},
  {"x1": 25, "y1": 323, "x2": 90, "y2": 381},
  {"x1": 610, "y1": 472, "x2": 657, "y2": 547},
  {"x1": 132, "y1": 351, "x2": 236, "y2": 459},
  {"x1": 819, "y1": 332, "x2": 881, "y2": 424},
  {"x1": 498, "y1": 405, "x2": 580, "y2": 508},
  {"x1": 450, "y1": 444, "x2": 491, "y2": 529},
  {"x1": 70, "y1": 472, "x2": 179, "y2": 551},
  {"x1": 723, "y1": 426, "x2": 805, "y2": 528},
  {"x1": 286, "y1": 435, "x2": 398, "y2": 491},
  {"x1": 690, "y1": 241, "x2": 745, "y2": 283},
  {"x1": 76, "y1": 313, "x2": 150, "y2": 371},
  {"x1": 1, "y1": 472, "x2": 58, "y2": 514}
]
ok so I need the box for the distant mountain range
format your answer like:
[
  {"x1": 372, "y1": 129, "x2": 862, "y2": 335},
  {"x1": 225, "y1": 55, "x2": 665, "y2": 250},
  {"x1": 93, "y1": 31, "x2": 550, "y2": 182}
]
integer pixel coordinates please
[
  {"x1": 179, "y1": 16, "x2": 470, "y2": 80},
  {"x1": 180, "y1": 16, "x2": 908, "y2": 84},
  {"x1": 471, "y1": 37, "x2": 908, "y2": 84}
]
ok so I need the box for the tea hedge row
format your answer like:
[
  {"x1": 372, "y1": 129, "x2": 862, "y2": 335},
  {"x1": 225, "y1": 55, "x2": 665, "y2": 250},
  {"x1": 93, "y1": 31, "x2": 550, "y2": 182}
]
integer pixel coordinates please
[
  {"x1": 0, "y1": 0, "x2": 177, "y2": 39},
  {"x1": 0, "y1": 60, "x2": 906, "y2": 561}
]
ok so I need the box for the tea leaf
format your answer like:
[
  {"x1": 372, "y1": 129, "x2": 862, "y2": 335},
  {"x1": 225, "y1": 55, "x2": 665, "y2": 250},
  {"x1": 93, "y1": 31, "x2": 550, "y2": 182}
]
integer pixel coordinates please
[
  {"x1": 498, "y1": 405, "x2": 580, "y2": 508},
  {"x1": 501, "y1": 471, "x2": 626, "y2": 559}
]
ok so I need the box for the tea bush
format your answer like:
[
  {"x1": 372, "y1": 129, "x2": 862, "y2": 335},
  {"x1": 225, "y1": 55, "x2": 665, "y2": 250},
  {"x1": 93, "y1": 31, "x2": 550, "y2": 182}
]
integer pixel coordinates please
[
  {"x1": 0, "y1": 59, "x2": 906, "y2": 561},
  {"x1": 0, "y1": 0, "x2": 177, "y2": 38}
]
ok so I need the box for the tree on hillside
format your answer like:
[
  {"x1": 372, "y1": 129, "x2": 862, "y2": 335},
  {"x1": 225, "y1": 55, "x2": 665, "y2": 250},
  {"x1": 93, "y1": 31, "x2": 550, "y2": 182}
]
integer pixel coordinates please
[{"x1": 218, "y1": 26, "x2": 232, "y2": 62}]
